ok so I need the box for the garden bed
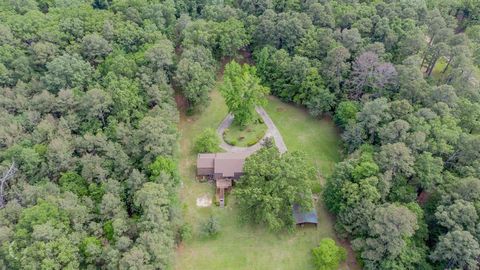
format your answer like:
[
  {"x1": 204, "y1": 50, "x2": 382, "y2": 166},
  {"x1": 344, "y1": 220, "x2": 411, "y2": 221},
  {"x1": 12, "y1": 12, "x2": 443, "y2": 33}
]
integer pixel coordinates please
[{"x1": 223, "y1": 116, "x2": 267, "y2": 147}]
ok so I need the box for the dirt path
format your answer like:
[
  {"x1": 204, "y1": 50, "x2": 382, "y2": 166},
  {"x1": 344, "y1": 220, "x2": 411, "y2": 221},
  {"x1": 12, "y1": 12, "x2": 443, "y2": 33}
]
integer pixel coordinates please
[{"x1": 216, "y1": 106, "x2": 287, "y2": 154}]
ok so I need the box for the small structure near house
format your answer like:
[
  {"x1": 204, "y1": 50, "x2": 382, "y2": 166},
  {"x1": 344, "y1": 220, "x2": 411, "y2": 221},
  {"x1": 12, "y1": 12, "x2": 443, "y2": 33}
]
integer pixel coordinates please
[
  {"x1": 293, "y1": 204, "x2": 318, "y2": 227},
  {"x1": 215, "y1": 179, "x2": 232, "y2": 207}
]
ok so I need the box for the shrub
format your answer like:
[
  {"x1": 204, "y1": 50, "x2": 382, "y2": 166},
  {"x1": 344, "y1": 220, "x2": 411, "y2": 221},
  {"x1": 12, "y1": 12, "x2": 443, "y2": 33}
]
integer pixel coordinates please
[
  {"x1": 148, "y1": 156, "x2": 178, "y2": 180},
  {"x1": 312, "y1": 238, "x2": 347, "y2": 270},
  {"x1": 200, "y1": 215, "x2": 220, "y2": 237},
  {"x1": 247, "y1": 138, "x2": 258, "y2": 146},
  {"x1": 224, "y1": 137, "x2": 238, "y2": 146},
  {"x1": 261, "y1": 137, "x2": 275, "y2": 148},
  {"x1": 179, "y1": 223, "x2": 193, "y2": 242},
  {"x1": 194, "y1": 128, "x2": 221, "y2": 153}
]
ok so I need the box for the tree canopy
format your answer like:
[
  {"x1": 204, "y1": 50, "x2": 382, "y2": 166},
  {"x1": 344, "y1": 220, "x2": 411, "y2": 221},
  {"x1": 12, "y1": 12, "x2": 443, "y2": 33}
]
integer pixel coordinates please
[
  {"x1": 234, "y1": 147, "x2": 315, "y2": 231},
  {"x1": 220, "y1": 61, "x2": 269, "y2": 126}
]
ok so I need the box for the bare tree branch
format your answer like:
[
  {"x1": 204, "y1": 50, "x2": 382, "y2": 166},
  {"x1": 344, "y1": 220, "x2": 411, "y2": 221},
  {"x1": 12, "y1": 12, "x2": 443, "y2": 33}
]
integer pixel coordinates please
[{"x1": 0, "y1": 161, "x2": 17, "y2": 209}]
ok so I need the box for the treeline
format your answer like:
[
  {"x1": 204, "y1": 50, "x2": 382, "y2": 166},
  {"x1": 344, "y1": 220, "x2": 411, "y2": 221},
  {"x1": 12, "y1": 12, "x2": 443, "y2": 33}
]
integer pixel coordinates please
[
  {"x1": 0, "y1": 1, "x2": 180, "y2": 269},
  {"x1": 233, "y1": 0, "x2": 478, "y2": 269},
  {"x1": 1, "y1": 0, "x2": 480, "y2": 269}
]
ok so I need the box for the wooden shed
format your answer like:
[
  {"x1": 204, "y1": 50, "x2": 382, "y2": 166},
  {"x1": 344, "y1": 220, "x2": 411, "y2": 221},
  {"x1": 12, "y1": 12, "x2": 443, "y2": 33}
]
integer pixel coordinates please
[{"x1": 293, "y1": 204, "x2": 318, "y2": 227}]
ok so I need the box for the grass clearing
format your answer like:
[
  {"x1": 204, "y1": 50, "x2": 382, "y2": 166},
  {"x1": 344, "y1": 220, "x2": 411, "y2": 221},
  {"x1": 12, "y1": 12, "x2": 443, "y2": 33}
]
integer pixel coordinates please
[
  {"x1": 223, "y1": 116, "x2": 267, "y2": 147},
  {"x1": 264, "y1": 96, "x2": 342, "y2": 179},
  {"x1": 430, "y1": 57, "x2": 448, "y2": 81},
  {"x1": 175, "y1": 88, "x2": 355, "y2": 270}
]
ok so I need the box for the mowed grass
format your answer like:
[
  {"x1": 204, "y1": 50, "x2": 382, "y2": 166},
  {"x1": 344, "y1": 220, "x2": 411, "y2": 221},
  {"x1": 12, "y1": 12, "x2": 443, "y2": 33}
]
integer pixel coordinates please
[
  {"x1": 264, "y1": 96, "x2": 341, "y2": 179},
  {"x1": 175, "y1": 90, "x2": 353, "y2": 270},
  {"x1": 223, "y1": 116, "x2": 267, "y2": 147}
]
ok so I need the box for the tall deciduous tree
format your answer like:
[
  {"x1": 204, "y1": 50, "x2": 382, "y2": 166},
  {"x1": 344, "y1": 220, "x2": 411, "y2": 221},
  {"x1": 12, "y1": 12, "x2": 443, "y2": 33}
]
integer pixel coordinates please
[
  {"x1": 44, "y1": 53, "x2": 93, "y2": 92},
  {"x1": 215, "y1": 18, "x2": 250, "y2": 57},
  {"x1": 431, "y1": 230, "x2": 480, "y2": 270},
  {"x1": 352, "y1": 204, "x2": 418, "y2": 269},
  {"x1": 220, "y1": 61, "x2": 269, "y2": 126},
  {"x1": 234, "y1": 147, "x2": 315, "y2": 231}
]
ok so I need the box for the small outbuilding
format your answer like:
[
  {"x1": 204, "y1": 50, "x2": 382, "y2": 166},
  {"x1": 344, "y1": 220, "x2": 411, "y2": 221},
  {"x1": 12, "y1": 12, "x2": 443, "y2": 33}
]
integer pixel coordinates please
[
  {"x1": 215, "y1": 179, "x2": 232, "y2": 207},
  {"x1": 293, "y1": 204, "x2": 318, "y2": 227}
]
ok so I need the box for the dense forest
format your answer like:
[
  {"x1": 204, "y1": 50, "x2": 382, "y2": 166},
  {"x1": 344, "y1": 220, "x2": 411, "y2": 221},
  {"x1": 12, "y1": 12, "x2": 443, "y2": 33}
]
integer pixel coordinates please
[{"x1": 1, "y1": 0, "x2": 480, "y2": 269}]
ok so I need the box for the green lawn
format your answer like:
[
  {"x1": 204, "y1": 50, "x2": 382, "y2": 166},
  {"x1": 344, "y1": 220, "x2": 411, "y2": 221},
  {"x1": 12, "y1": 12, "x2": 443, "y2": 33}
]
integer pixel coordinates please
[
  {"x1": 430, "y1": 56, "x2": 448, "y2": 81},
  {"x1": 223, "y1": 116, "x2": 267, "y2": 147},
  {"x1": 264, "y1": 96, "x2": 341, "y2": 179},
  {"x1": 175, "y1": 90, "x2": 355, "y2": 270}
]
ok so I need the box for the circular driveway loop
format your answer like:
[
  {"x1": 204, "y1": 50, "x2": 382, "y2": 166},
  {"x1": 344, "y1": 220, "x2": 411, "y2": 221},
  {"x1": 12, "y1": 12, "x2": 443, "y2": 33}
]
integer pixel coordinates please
[{"x1": 216, "y1": 107, "x2": 287, "y2": 155}]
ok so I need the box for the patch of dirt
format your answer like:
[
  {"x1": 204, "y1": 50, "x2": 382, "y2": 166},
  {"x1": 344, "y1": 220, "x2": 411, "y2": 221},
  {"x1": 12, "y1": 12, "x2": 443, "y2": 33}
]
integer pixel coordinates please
[
  {"x1": 417, "y1": 191, "x2": 430, "y2": 205},
  {"x1": 338, "y1": 237, "x2": 361, "y2": 270},
  {"x1": 276, "y1": 107, "x2": 286, "y2": 112},
  {"x1": 175, "y1": 93, "x2": 188, "y2": 114},
  {"x1": 219, "y1": 49, "x2": 255, "y2": 75},
  {"x1": 196, "y1": 194, "x2": 212, "y2": 207},
  {"x1": 325, "y1": 210, "x2": 361, "y2": 270}
]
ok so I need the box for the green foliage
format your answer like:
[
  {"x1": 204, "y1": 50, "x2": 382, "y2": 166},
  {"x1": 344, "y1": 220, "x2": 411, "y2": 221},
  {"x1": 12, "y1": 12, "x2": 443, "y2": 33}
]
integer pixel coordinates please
[
  {"x1": 59, "y1": 171, "x2": 89, "y2": 197},
  {"x1": 235, "y1": 147, "x2": 315, "y2": 231},
  {"x1": 88, "y1": 183, "x2": 105, "y2": 203},
  {"x1": 179, "y1": 223, "x2": 193, "y2": 242},
  {"x1": 1, "y1": 1, "x2": 480, "y2": 269},
  {"x1": 220, "y1": 61, "x2": 269, "y2": 126},
  {"x1": 431, "y1": 230, "x2": 480, "y2": 270},
  {"x1": 215, "y1": 18, "x2": 250, "y2": 57},
  {"x1": 175, "y1": 57, "x2": 215, "y2": 109},
  {"x1": 200, "y1": 215, "x2": 220, "y2": 237},
  {"x1": 312, "y1": 238, "x2": 347, "y2": 270},
  {"x1": 80, "y1": 236, "x2": 102, "y2": 258},
  {"x1": 301, "y1": 68, "x2": 335, "y2": 117},
  {"x1": 335, "y1": 101, "x2": 359, "y2": 127},
  {"x1": 222, "y1": 117, "x2": 267, "y2": 147},
  {"x1": 194, "y1": 128, "x2": 221, "y2": 153},
  {"x1": 44, "y1": 53, "x2": 93, "y2": 92},
  {"x1": 16, "y1": 200, "x2": 69, "y2": 233},
  {"x1": 0, "y1": 3, "x2": 181, "y2": 270},
  {"x1": 105, "y1": 73, "x2": 145, "y2": 122},
  {"x1": 103, "y1": 221, "x2": 114, "y2": 241},
  {"x1": 149, "y1": 156, "x2": 178, "y2": 180}
]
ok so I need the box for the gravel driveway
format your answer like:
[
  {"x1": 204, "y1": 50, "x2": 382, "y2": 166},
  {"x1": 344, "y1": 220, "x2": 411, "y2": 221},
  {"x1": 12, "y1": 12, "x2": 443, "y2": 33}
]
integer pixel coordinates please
[{"x1": 216, "y1": 107, "x2": 287, "y2": 154}]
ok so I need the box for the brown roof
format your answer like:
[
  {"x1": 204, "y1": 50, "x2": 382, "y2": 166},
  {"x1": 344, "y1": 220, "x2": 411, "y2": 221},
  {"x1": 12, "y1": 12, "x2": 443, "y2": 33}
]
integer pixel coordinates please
[
  {"x1": 214, "y1": 152, "x2": 248, "y2": 177},
  {"x1": 197, "y1": 152, "x2": 248, "y2": 177},
  {"x1": 197, "y1": 153, "x2": 215, "y2": 169}
]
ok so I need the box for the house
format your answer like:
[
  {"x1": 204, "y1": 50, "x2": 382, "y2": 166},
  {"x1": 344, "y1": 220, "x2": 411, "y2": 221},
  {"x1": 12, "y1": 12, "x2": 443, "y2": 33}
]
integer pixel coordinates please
[
  {"x1": 292, "y1": 204, "x2": 318, "y2": 227},
  {"x1": 196, "y1": 153, "x2": 216, "y2": 177},
  {"x1": 197, "y1": 152, "x2": 249, "y2": 180},
  {"x1": 197, "y1": 152, "x2": 249, "y2": 207}
]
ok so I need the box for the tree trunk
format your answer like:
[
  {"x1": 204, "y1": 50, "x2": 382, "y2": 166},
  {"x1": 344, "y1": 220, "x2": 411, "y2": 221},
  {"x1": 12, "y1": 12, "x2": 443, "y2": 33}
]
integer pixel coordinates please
[
  {"x1": 421, "y1": 35, "x2": 436, "y2": 69},
  {"x1": 442, "y1": 57, "x2": 452, "y2": 74},
  {"x1": 427, "y1": 56, "x2": 439, "y2": 77},
  {"x1": 0, "y1": 162, "x2": 16, "y2": 209}
]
